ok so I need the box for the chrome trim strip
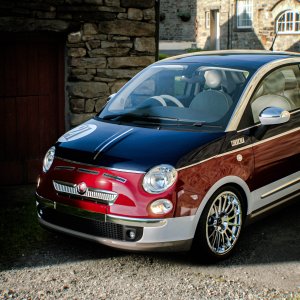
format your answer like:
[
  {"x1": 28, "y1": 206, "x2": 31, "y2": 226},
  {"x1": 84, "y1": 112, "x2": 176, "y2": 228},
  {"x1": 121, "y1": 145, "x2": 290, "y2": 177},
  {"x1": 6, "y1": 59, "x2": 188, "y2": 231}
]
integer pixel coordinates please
[
  {"x1": 54, "y1": 166, "x2": 75, "y2": 171},
  {"x1": 163, "y1": 50, "x2": 300, "y2": 61},
  {"x1": 55, "y1": 157, "x2": 146, "y2": 174},
  {"x1": 261, "y1": 177, "x2": 300, "y2": 199},
  {"x1": 237, "y1": 123, "x2": 260, "y2": 133},
  {"x1": 93, "y1": 128, "x2": 133, "y2": 160},
  {"x1": 106, "y1": 214, "x2": 167, "y2": 227},
  {"x1": 103, "y1": 173, "x2": 127, "y2": 183},
  {"x1": 38, "y1": 217, "x2": 191, "y2": 252},
  {"x1": 250, "y1": 190, "x2": 300, "y2": 219},
  {"x1": 36, "y1": 193, "x2": 167, "y2": 228},
  {"x1": 177, "y1": 126, "x2": 300, "y2": 171},
  {"x1": 77, "y1": 168, "x2": 99, "y2": 175},
  {"x1": 53, "y1": 180, "x2": 118, "y2": 204}
]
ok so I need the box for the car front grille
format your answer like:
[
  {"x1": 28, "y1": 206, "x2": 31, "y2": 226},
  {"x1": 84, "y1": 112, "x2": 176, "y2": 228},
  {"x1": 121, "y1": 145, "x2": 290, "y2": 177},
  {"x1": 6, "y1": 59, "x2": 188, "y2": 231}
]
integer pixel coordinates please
[{"x1": 53, "y1": 180, "x2": 118, "y2": 205}]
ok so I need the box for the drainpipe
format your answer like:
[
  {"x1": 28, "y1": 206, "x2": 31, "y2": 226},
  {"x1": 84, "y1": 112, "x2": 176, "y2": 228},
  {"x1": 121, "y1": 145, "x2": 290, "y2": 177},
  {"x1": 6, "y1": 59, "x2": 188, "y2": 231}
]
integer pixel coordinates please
[
  {"x1": 155, "y1": 0, "x2": 160, "y2": 61},
  {"x1": 228, "y1": 0, "x2": 233, "y2": 49}
]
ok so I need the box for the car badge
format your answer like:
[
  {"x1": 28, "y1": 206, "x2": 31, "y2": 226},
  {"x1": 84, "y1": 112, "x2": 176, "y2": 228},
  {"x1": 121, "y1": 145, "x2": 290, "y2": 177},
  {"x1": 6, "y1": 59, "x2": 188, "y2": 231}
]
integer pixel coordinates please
[
  {"x1": 77, "y1": 182, "x2": 87, "y2": 194},
  {"x1": 231, "y1": 137, "x2": 245, "y2": 147}
]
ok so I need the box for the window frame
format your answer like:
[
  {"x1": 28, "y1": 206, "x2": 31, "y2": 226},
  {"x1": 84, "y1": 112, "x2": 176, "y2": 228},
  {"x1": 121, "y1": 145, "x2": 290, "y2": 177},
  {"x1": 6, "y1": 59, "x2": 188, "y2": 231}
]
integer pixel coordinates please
[
  {"x1": 276, "y1": 10, "x2": 300, "y2": 34},
  {"x1": 236, "y1": 0, "x2": 253, "y2": 29},
  {"x1": 205, "y1": 11, "x2": 210, "y2": 29},
  {"x1": 237, "y1": 63, "x2": 300, "y2": 131}
]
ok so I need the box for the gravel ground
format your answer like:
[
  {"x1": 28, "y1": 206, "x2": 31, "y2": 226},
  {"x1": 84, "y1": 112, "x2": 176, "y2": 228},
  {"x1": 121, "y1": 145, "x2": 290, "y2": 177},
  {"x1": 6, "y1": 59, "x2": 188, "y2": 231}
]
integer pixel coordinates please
[{"x1": 0, "y1": 185, "x2": 300, "y2": 300}]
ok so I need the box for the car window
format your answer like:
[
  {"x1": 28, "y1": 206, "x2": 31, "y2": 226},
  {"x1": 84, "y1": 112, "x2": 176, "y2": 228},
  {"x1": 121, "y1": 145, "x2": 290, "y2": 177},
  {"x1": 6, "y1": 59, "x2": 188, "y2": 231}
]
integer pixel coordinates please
[
  {"x1": 250, "y1": 64, "x2": 300, "y2": 124},
  {"x1": 100, "y1": 63, "x2": 252, "y2": 131}
]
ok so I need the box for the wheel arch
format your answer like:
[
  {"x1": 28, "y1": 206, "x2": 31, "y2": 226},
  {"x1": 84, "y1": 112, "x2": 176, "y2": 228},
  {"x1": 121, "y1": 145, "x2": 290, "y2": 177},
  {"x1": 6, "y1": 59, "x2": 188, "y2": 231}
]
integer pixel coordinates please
[{"x1": 191, "y1": 176, "x2": 251, "y2": 236}]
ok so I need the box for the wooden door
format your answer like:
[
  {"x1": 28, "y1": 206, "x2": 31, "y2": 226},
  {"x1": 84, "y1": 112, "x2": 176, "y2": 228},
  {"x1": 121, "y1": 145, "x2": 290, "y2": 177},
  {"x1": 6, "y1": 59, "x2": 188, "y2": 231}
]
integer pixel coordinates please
[{"x1": 0, "y1": 34, "x2": 65, "y2": 185}]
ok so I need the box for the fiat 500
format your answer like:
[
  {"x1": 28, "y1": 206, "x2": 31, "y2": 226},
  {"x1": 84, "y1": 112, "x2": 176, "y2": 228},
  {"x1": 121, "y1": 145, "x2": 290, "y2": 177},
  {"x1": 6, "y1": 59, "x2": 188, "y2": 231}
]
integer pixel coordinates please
[{"x1": 36, "y1": 51, "x2": 300, "y2": 260}]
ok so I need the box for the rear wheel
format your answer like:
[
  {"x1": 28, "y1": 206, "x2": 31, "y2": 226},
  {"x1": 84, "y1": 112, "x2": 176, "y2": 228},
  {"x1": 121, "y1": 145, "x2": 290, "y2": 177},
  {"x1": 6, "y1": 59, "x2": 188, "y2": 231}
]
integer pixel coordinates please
[{"x1": 192, "y1": 186, "x2": 245, "y2": 261}]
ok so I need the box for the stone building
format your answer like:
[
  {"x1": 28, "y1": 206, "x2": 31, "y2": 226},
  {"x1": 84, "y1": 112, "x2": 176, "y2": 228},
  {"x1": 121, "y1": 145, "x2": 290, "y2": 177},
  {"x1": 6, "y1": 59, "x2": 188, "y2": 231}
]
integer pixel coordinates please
[
  {"x1": 0, "y1": 0, "x2": 158, "y2": 184},
  {"x1": 159, "y1": 0, "x2": 197, "y2": 42},
  {"x1": 160, "y1": 0, "x2": 300, "y2": 52}
]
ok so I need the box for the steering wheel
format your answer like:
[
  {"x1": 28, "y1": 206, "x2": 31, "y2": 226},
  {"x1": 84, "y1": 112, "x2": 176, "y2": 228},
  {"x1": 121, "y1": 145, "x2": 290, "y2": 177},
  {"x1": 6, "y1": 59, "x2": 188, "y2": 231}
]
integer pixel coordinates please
[
  {"x1": 159, "y1": 95, "x2": 184, "y2": 107},
  {"x1": 138, "y1": 95, "x2": 183, "y2": 108},
  {"x1": 148, "y1": 96, "x2": 167, "y2": 106}
]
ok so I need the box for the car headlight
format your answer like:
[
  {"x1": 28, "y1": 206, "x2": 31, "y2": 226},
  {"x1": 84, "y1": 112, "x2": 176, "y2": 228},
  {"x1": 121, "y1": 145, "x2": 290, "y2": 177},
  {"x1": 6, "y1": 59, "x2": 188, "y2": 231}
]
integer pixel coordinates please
[
  {"x1": 43, "y1": 146, "x2": 55, "y2": 173},
  {"x1": 142, "y1": 164, "x2": 177, "y2": 194}
]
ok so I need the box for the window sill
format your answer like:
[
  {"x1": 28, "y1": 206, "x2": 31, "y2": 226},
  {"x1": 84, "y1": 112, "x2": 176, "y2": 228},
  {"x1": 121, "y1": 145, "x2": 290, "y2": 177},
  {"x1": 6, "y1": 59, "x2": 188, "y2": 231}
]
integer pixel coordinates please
[{"x1": 234, "y1": 28, "x2": 253, "y2": 32}]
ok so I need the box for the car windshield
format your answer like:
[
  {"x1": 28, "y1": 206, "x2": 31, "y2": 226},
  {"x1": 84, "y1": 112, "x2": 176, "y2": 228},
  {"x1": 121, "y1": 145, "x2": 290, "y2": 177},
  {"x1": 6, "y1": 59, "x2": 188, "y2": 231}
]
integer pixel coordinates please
[{"x1": 98, "y1": 62, "x2": 251, "y2": 131}]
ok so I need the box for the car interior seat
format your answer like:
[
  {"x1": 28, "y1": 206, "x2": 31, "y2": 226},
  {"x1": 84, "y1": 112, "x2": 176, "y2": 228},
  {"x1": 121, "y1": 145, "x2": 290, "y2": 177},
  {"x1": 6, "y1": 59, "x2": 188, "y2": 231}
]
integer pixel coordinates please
[
  {"x1": 189, "y1": 69, "x2": 233, "y2": 121},
  {"x1": 283, "y1": 76, "x2": 300, "y2": 109},
  {"x1": 251, "y1": 71, "x2": 293, "y2": 123}
]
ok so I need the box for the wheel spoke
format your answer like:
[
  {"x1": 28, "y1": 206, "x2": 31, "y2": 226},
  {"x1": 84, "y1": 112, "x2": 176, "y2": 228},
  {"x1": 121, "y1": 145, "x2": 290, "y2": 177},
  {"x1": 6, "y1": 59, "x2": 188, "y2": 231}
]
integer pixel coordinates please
[
  {"x1": 208, "y1": 228, "x2": 217, "y2": 239},
  {"x1": 211, "y1": 230, "x2": 218, "y2": 248},
  {"x1": 215, "y1": 232, "x2": 221, "y2": 250},
  {"x1": 222, "y1": 194, "x2": 229, "y2": 212},
  {"x1": 221, "y1": 232, "x2": 226, "y2": 250},
  {"x1": 217, "y1": 198, "x2": 222, "y2": 214},
  {"x1": 212, "y1": 204, "x2": 219, "y2": 218},
  {"x1": 227, "y1": 213, "x2": 241, "y2": 221},
  {"x1": 224, "y1": 231, "x2": 232, "y2": 245},
  {"x1": 228, "y1": 222, "x2": 240, "y2": 227},
  {"x1": 225, "y1": 203, "x2": 235, "y2": 215}
]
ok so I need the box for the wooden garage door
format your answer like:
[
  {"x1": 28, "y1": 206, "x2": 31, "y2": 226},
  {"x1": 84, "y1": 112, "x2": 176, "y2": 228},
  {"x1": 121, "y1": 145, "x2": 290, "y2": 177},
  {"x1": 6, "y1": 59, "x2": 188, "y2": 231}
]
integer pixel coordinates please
[{"x1": 0, "y1": 35, "x2": 65, "y2": 185}]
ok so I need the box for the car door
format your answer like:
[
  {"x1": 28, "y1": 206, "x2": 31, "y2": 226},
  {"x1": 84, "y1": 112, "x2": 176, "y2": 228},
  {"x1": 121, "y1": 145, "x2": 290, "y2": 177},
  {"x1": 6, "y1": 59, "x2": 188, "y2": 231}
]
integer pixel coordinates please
[{"x1": 242, "y1": 64, "x2": 300, "y2": 214}]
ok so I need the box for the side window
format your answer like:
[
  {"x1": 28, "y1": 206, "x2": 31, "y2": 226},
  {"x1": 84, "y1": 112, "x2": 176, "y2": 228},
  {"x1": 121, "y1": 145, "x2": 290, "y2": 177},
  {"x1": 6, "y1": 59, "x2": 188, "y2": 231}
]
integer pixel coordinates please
[{"x1": 250, "y1": 65, "x2": 300, "y2": 124}]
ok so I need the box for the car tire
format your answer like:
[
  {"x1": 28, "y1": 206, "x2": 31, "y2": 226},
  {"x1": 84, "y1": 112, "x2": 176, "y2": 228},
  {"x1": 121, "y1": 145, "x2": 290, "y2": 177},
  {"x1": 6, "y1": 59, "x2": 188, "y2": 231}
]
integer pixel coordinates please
[{"x1": 192, "y1": 186, "x2": 245, "y2": 262}]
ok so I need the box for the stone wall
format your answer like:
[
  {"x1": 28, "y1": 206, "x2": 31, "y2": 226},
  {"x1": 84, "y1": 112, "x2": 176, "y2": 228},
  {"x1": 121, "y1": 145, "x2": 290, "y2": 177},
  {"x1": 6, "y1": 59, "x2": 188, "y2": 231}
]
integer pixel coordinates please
[
  {"x1": 0, "y1": 0, "x2": 157, "y2": 127},
  {"x1": 196, "y1": 0, "x2": 300, "y2": 51},
  {"x1": 159, "y1": 0, "x2": 197, "y2": 41}
]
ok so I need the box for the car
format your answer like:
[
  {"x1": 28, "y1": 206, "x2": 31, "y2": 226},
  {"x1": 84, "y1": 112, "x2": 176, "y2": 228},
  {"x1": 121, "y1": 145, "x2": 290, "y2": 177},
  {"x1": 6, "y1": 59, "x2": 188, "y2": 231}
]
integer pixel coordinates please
[{"x1": 36, "y1": 50, "x2": 300, "y2": 261}]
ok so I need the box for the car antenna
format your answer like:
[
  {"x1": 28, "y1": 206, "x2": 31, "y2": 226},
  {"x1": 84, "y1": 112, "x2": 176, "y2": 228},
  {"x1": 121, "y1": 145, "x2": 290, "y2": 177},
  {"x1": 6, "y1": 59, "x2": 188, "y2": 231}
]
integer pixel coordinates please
[{"x1": 269, "y1": 32, "x2": 278, "y2": 51}]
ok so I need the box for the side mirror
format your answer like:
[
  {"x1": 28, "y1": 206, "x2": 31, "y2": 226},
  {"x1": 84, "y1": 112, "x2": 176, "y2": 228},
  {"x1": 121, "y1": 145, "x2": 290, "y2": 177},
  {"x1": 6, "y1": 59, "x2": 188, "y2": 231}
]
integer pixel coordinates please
[{"x1": 259, "y1": 107, "x2": 290, "y2": 125}]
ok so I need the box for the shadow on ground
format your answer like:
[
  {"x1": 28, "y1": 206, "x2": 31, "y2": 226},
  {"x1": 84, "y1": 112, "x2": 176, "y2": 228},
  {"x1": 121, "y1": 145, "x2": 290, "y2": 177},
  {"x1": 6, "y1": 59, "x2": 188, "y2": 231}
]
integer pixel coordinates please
[{"x1": 0, "y1": 185, "x2": 299, "y2": 271}]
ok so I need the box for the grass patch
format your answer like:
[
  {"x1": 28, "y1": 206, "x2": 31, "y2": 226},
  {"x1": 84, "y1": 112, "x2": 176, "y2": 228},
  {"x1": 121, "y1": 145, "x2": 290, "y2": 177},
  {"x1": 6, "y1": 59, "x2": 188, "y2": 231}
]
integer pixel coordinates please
[
  {"x1": 185, "y1": 47, "x2": 203, "y2": 53},
  {"x1": 159, "y1": 53, "x2": 170, "y2": 60}
]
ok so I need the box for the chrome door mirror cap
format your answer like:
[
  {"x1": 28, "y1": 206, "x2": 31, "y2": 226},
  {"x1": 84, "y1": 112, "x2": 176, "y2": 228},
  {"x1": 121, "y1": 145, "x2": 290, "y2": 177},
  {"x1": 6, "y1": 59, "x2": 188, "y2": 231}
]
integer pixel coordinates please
[{"x1": 259, "y1": 106, "x2": 290, "y2": 125}]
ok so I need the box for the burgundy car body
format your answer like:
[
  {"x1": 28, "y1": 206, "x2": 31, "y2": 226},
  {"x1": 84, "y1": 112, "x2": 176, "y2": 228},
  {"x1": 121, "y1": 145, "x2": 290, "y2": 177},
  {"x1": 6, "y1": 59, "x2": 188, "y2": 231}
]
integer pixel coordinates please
[{"x1": 36, "y1": 51, "x2": 300, "y2": 258}]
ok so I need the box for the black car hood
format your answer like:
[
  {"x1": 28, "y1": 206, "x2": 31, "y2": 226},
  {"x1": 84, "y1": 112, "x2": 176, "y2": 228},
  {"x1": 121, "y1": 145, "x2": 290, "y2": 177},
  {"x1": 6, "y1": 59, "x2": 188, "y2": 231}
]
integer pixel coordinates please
[{"x1": 55, "y1": 118, "x2": 225, "y2": 172}]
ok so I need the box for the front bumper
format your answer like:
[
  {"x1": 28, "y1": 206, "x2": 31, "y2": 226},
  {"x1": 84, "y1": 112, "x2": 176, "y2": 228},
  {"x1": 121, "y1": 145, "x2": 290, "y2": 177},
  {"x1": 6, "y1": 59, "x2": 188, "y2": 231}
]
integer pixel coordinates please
[{"x1": 36, "y1": 193, "x2": 195, "y2": 252}]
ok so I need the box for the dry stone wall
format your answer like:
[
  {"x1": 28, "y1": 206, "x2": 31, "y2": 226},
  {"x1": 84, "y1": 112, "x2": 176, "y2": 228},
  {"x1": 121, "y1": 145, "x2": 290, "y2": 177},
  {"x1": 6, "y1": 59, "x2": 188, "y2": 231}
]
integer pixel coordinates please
[{"x1": 0, "y1": 0, "x2": 157, "y2": 126}]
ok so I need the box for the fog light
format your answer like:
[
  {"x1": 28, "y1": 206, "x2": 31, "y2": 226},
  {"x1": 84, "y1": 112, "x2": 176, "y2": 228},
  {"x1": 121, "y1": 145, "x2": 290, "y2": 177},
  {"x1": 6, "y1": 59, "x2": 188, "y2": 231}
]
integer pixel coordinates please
[
  {"x1": 150, "y1": 199, "x2": 173, "y2": 215},
  {"x1": 126, "y1": 229, "x2": 136, "y2": 240}
]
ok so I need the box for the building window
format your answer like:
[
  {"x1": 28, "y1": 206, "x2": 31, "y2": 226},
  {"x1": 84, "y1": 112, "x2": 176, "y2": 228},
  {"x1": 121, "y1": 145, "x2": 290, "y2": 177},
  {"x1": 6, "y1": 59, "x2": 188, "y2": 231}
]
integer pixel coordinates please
[
  {"x1": 205, "y1": 11, "x2": 210, "y2": 29},
  {"x1": 236, "y1": 0, "x2": 253, "y2": 28},
  {"x1": 276, "y1": 11, "x2": 300, "y2": 34}
]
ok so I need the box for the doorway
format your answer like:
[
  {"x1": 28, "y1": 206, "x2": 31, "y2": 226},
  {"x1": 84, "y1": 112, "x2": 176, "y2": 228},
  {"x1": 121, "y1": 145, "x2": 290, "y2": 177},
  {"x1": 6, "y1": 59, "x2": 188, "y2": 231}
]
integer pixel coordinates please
[
  {"x1": 210, "y1": 10, "x2": 220, "y2": 50},
  {"x1": 0, "y1": 34, "x2": 65, "y2": 185}
]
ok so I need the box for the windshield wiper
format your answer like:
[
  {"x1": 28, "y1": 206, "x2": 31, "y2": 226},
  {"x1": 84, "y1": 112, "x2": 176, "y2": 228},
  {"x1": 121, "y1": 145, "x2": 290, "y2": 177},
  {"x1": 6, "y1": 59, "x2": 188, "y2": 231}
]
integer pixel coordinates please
[
  {"x1": 101, "y1": 113, "x2": 206, "y2": 127},
  {"x1": 101, "y1": 113, "x2": 137, "y2": 120},
  {"x1": 101, "y1": 113, "x2": 178, "y2": 121}
]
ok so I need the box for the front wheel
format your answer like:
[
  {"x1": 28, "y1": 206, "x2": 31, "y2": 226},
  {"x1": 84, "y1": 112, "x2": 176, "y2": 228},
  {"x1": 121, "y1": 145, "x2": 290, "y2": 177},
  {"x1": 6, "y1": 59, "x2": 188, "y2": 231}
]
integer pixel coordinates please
[{"x1": 192, "y1": 186, "x2": 245, "y2": 261}]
